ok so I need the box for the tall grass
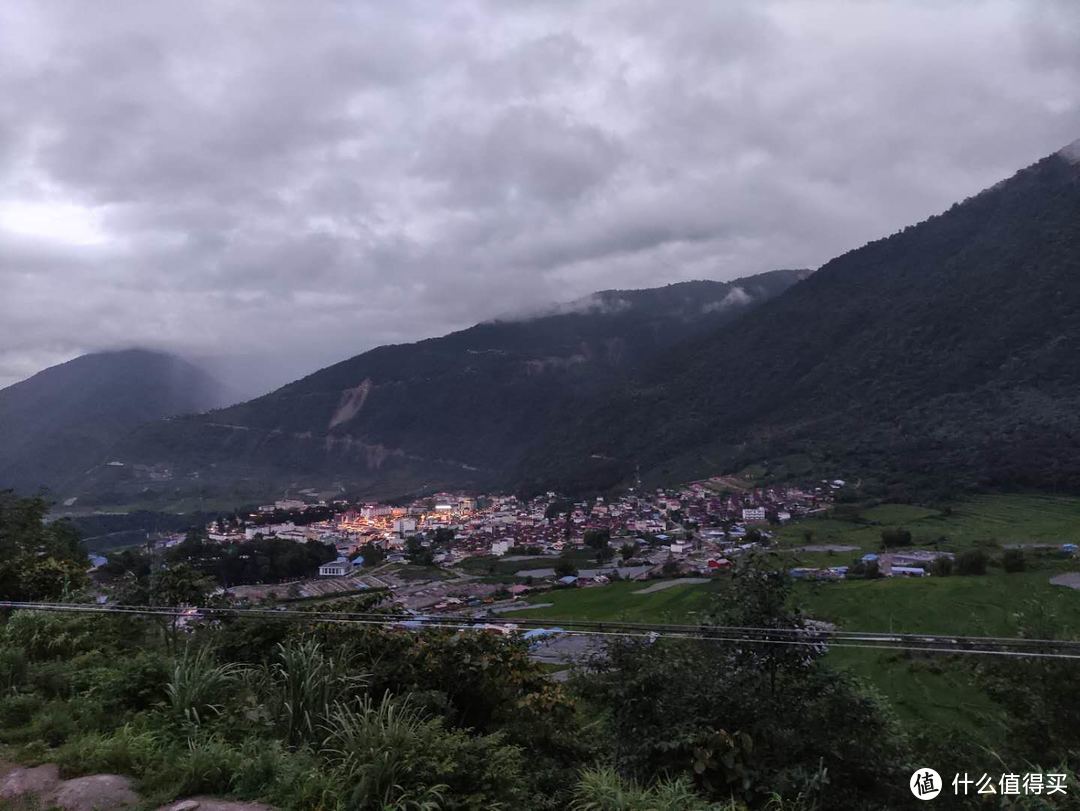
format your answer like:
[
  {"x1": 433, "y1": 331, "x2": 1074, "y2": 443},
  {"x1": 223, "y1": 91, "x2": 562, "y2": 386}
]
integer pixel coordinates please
[
  {"x1": 166, "y1": 644, "x2": 245, "y2": 727},
  {"x1": 267, "y1": 638, "x2": 367, "y2": 747},
  {"x1": 570, "y1": 767, "x2": 740, "y2": 811},
  {"x1": 321, "y1": 693, "x2": 447, "y2": 811}
]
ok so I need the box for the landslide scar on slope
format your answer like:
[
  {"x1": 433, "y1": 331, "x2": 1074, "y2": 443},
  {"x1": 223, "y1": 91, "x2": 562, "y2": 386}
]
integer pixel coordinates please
[{"x1": 329, "y1": 379, "x2": 374, "y2": 430}]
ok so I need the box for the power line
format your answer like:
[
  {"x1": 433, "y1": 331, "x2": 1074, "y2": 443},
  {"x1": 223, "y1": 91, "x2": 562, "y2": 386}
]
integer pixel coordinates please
[{"x1": 4, "y1": 600, "x2": 1080, "y2": 661}]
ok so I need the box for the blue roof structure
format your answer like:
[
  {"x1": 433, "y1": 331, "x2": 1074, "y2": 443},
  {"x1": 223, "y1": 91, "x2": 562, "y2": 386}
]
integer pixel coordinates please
[{"x1": 522, "y1": 628, "x2": 564, "y2": 640}]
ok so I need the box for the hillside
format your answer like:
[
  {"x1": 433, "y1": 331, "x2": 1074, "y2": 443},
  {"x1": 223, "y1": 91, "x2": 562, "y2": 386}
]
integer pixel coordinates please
[
  {"x1": 75, "y1": 272, "x2": 805, "y2": 506},
  {"x1": 0, "y1": 349, "x2": 227, "y2": 496},
  {"x1": 523, "y1": 140, "x2": 1080, "y2": 496}
]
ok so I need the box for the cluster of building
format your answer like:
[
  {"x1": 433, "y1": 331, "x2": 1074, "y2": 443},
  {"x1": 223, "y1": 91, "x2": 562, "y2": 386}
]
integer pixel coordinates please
[{"x1": 189, "y1": 479, "x2": 837, "y2": 588}]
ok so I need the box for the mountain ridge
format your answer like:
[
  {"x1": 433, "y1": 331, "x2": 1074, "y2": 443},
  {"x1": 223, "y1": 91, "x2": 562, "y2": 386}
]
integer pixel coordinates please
[
  {"x1": 0, "y1": 349, "x2": 227, "y2": 495},
  {"x1": 520, "y1": 144, "x2": 1080, "y2": 496},
  {"x1": 63, "y1": 271, "x2": 806, "y2": 506}
]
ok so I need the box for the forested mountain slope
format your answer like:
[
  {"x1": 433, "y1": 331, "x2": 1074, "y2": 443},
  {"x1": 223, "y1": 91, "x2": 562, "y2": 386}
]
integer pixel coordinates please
[
  {"x1": 0, "y1": 349, "x2": 226, "y2": 495},
  {"x1": 76, "y1": 272, "x2": 804, "y2": 505},
  {"x1": 524, "y1": 142, "x2": 1080, "y2": 496}
]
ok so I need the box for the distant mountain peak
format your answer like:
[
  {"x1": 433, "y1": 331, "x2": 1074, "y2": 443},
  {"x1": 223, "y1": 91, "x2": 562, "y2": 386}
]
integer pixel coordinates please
[
  {"x1": 1059, "y1": 137, "x2": 1080, "y2": 165},
  {"x1": 0, "y1": 349, "x2": 228, "y2": 495}
]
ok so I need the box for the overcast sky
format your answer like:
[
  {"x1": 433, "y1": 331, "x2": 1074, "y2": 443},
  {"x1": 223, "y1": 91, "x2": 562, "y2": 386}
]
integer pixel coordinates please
[{"x1": 1, "y1": 1, "x2": 1079, "y2": 395}]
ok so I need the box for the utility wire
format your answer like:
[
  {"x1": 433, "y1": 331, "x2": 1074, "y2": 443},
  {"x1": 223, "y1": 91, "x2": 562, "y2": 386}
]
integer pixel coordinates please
[{"x1": 4, "y1": 600, "x2": 1080, "y2": 661}]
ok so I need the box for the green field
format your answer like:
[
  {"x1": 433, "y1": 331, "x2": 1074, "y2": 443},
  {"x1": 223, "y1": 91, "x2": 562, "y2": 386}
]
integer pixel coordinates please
[
  {"x1": 781, "y1": 495, "x2": 1080, "y2": 741},
  {"x1": 797, "y1": 570, "x2": 1080, "y2": 636},
  {"x1": 513, "y1": 494, "x2": 1080, "y2": 744},
  {"x1": 520, "y1": 579, "x2": 722, "y2": 623},
  {"x1": 456, "y1": 547, "x2": 597, "y2": 577},
  {"x1": 773, "y1": 494, "x2": 1080, "y2": 555},
  {"x1": 793, "y1": 570, "x2": 1080, "y2": 739}
]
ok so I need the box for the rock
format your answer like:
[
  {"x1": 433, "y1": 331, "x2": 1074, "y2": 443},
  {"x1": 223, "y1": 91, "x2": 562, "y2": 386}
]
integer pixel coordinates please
[
  {"x1": 0, "y1": 764, "x2": 61, "y2": 800},
  {"x1": 47, "y1": 774, "x2": 140, "y2": 810},
  {"x1": 157, "y1": 799, "x2": 278, "y2": 811}
]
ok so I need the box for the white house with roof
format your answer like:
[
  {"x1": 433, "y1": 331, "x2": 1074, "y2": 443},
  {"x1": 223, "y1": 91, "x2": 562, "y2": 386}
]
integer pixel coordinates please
[{"x1": 318, "y1": 557, "x2": 351, "y2": 577}]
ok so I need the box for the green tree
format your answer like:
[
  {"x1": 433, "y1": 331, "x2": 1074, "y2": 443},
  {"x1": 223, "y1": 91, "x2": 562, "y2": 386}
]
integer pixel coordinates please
[
  {"x1": 956, "y1": 548, "x2": 988, "y2": 575},
  {"x1": 979, "y1": 602, "x2": 1080, "y2": 764},
  {"x1": 1001, "y1": 548, "x2": 1026, "y2": 573},
  {"x1": 554, "y1": 559, "x2": 578, "y2": 579},
  {"x1": 404, "y1": 537, "x2": 435, "y2": 567},
  {"x1": 584, "y1": 529, "x2": 611, "y2": 551},
  {"x1": 930, "y1": 556, "x2": 953, "y2": 577},
  {"x1": 880, "y1": 527, "x2": 912, "y2": 548},
  {"x1": 0, "y1": 491, "x2": 88, "y2": 600},
  {"x1": 581, "y1": 629, "x2": 908, "y2": 808}
]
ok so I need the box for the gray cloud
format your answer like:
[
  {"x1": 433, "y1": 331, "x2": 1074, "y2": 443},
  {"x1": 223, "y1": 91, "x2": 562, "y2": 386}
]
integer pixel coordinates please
[{"x1": 1, "y1": 0, "x2": 1079, "y2": 393}]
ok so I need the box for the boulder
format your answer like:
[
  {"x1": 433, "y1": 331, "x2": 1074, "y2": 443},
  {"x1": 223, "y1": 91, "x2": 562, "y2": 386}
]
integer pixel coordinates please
[
  {"x1": 0, "y1": 764, "x2": 61, "y2": 800},
  {"x1": 47, "y1": 774, "x2": 140, "y2": 810}
]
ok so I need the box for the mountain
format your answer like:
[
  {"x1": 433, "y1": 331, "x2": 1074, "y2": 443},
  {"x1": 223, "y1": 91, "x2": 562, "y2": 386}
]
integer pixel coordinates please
[
  {"x1": 0, "y1": 349, "x2": 228, "y2": 496},
  {"x1": 74, "y1": 272, "x2": 806, "y2": 506},
  {"x1": 523, "y1": 140, "x2": 1080, "y2": 497}
]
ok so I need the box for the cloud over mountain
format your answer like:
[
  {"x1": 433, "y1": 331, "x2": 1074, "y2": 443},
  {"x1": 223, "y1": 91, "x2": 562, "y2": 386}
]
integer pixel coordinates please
[{"x1": 1, "y1": 1, "x2": 1078, "y2": 393}]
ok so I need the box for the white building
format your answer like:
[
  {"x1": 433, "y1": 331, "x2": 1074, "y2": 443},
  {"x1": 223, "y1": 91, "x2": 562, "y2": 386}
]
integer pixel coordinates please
[
  {"x1": 742, "y1": 507, "x2": 767, "y2": 523},
  {"x1": 393, "y1": 517, "x2": 418, "y2": 537},
  {"x1": 319, "y1": 558, "x2": 350, "y2": 577},
  {"x1": 491, "y1": 539, "x2": 513, "y2": 556}
]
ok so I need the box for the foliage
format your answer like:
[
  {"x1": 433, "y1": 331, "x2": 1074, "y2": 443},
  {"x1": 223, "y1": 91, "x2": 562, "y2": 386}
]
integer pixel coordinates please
[
  {"x1": 956, "y1": 548, "x2": 989, "y2": 575},
  {"x1": 0, "y1": 492, "x2": 88, "y2": 600},
  {"x1": 879, "y1": 527, "x2": 912, "y2": 548},
  {"x1": 263, "y1": 638, "x2": 367, "y2": 746},
  {"x1": 930, "y1": 556, "x2": 953, "y2": 577},
  {"x1": 978, "y1": 602, "x2": 1080, "y2": 765},
  {"x1": 322, "y1": 692, "x2": 532, "y2": 810},
  {"x1": 166, "y1": 644, "x2": 246, "y2": 727},
  {"x1": 570, "y1": 767, "x2": 731, "y2": 811},
  {"x1": 577, "y1": 557, "x2": 911, "y2": 809},
  {"x1": 164, "y1": 529, "x2": 337, "y2": 586},
  {"x1": 554, "y1": 558, "x2": 579, "y2": 578},
  {"x1": 584, "y1": 529, "x2": 610, "y2": 550},
  {"x1": 359, "y1": 541, "x2": 387, "y2": 567},
  {"x1": 1001, "y1": 548, "x2": 1026, "y2": 573},
  {"x1": 404, "y1": 537, "x2": 435, "y2": 567}
]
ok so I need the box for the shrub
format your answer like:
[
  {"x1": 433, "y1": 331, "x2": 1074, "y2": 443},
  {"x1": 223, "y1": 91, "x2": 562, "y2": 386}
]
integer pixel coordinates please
[
  {"x1": 571, "y1": 767, "x2": 720, "y2": 811},
  {"x1": 0, "y1": 692, "x2": 42, "y2": 728},
  {"x1": 2, "y1": 611, "x2": 100, "y2": 661},
  {"x1": 142, "y1": 733, "x2": 244, "y2": 799},
  {"x1": 1002, "y1": 548, "x2": 1026, "y2": 573},
  {"x1": 930, "y1": 557, "x2": 953, "y2": 577},
  {"x1": 33, "y1": 702, "x2": 78, "y2": 747},
  {"x1": 265, "y1": 638, "x2": 367, "y2": 746},
  {"x1": 27, "y1": 660, "x2": 77, "y2": 699},
  {"x1": 880, "y1": 528, "x2": 912, "y2": 548},
  {"x1": 56, "y1": 726, "x2": 161, "y2": 778},
  {"x1": 956, "y1": 549, "x2": 989, "y2": 576},
  {"x1": 231, "y1": 739, "x2": 337, "y2": 808},
  {"x1": 91, "y1": 651, "x2": 170, "y2": 715},
  {"x1": 166, "y1": 645, "x2": 246, "y2": 727},
  {"x1": 0, "y1": 646, "x2": 28, "y2": 690}
]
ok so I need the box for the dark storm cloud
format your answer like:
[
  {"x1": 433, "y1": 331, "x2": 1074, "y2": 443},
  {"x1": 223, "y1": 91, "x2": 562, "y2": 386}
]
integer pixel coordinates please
[{"x1": 1, "y1": 0, "x2": 1079, "y2": 392}]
